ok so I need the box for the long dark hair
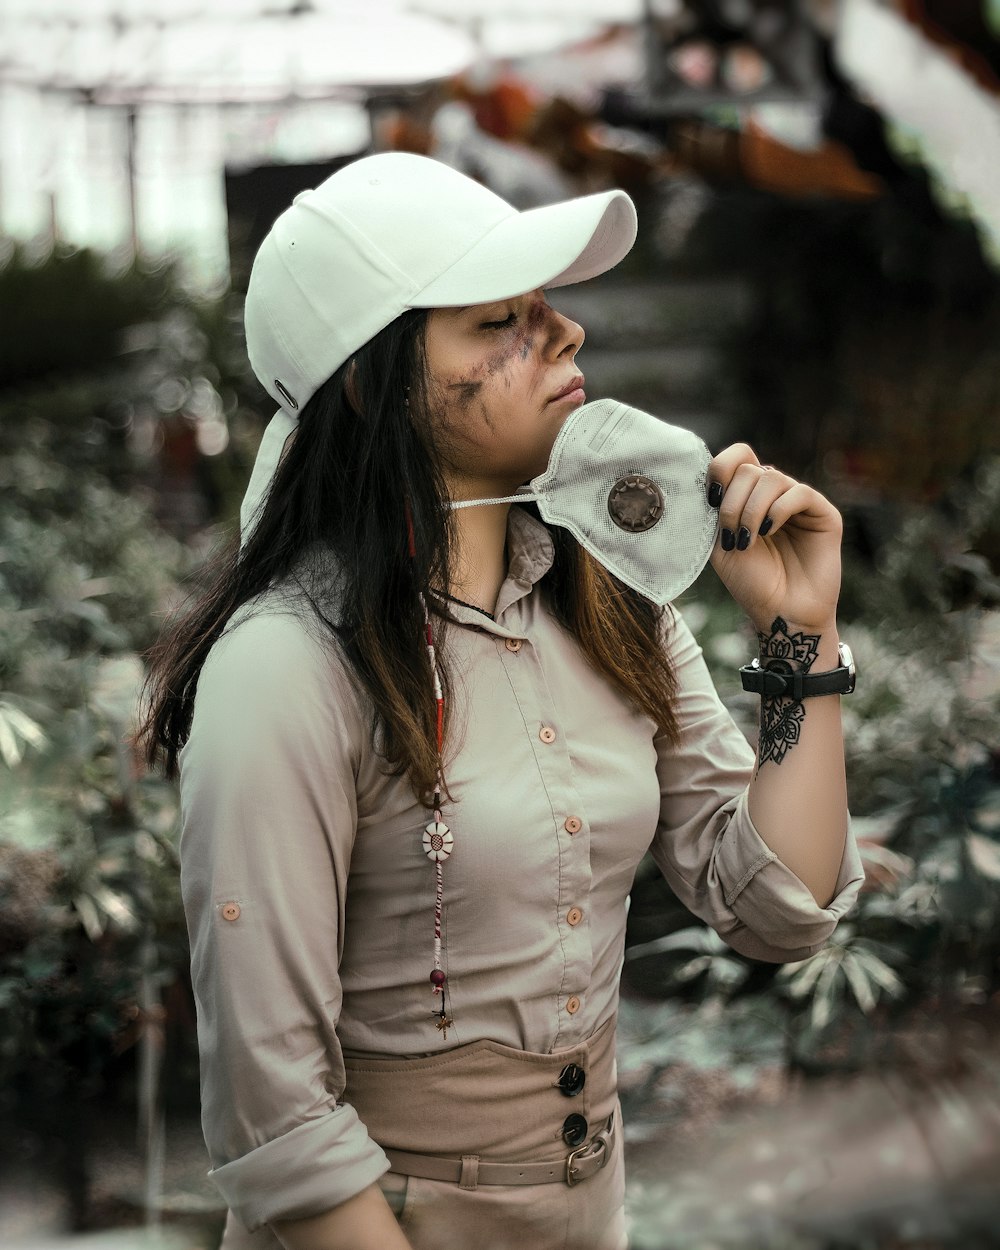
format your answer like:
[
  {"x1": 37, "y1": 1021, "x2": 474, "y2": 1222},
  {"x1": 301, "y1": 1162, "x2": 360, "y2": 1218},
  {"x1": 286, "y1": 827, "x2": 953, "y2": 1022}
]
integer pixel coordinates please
[{"x1": 134, "y1": 308, "x2": 680, "y2": 806}]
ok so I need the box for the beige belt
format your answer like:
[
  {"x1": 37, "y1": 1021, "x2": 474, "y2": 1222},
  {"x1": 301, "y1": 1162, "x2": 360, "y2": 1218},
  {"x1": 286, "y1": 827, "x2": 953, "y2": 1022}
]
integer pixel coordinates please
[{"x1": 384, "y1": 1110, "x2": 616, "y2": 1190}]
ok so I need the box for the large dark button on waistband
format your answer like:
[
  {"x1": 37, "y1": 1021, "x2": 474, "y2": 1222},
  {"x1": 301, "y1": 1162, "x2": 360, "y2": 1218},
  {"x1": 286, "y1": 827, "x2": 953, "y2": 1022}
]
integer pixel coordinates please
[
  {"x1": 558, "y1": 1063, "x2": 586, "y2": 1097},
  {"x1": 562, "y1": 1113, "x2": 589, "y2": 1147}
]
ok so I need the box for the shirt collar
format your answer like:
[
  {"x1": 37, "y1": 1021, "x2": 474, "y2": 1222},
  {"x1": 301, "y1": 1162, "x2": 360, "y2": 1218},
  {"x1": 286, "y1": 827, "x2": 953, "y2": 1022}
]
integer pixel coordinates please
[
  {"x1": 284, "y1": 506, "x2": 554, "y2": 633},
  {"x1": 440, "y1": 504, "x2": 554, "y2": 631},
  {"x1": 505, "y1": 504, "x2": 555, "y2": 587}
]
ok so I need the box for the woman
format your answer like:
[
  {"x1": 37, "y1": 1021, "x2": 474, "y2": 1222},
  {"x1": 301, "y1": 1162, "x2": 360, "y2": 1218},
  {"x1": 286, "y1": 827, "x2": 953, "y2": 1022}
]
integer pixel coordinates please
[{"x1": 136, "y1": 152, "x2": 864, "y2": 1250}]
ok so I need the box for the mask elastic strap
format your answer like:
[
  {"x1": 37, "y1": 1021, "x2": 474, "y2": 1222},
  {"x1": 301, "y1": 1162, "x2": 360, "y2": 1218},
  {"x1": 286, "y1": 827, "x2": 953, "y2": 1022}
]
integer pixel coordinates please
[{"x1": 449, "y1": 487, "x2": 540, "y2": 510}]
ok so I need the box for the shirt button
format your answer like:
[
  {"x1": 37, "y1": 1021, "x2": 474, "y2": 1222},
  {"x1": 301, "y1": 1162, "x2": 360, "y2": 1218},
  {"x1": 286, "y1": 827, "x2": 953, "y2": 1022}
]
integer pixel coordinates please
[
  {"x1": 566, "y1": 907, "x2": 584, "y2": 927},
  {"x1": 221, "y1": 902, "x2": 241, "y2": 921},
  {"x1": 539, "y1": 725, "x2": 556, "y2": 743},
  {"x1": 565, "y1": 995, "x2": 581, "y2": 1014},
  {"x1": 564, "y1": 816, "x2": 582, "y2": 834},
  {"x1": 504, "y1": 638, "x2": 522, "y2": 652}
]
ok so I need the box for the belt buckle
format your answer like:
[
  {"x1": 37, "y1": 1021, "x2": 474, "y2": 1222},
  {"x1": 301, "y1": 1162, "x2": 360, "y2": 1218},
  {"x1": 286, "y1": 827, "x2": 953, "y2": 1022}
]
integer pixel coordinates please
[
  {"x1": 565, "y1": 1127, "x2": 610, "y2": 1187},
  {"x1": 565, "y1": 1142, "x2": 593, "y2": 1187}
]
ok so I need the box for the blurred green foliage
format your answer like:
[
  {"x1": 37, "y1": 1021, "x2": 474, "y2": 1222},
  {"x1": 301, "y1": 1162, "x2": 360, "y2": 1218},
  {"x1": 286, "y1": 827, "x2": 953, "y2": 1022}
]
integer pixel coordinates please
[
  {"x1": 0, "y1": 246, "x2": 209, "y2": 1224},
  {"x1": 0, "y1": 245, "x2": 176, "y2": 389},
  {"x1": 625, "y1": 458, "x2": 1000, "y2": 1087},
  {"x1": 621, "y1": 462, "x2": 1000, "y2": 1248}
]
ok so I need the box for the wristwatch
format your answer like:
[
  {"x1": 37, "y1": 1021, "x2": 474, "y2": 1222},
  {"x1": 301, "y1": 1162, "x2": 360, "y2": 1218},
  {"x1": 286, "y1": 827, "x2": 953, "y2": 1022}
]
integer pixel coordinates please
[{"x1": 740, "y1": 642, "x2": 856, "y2": 699}]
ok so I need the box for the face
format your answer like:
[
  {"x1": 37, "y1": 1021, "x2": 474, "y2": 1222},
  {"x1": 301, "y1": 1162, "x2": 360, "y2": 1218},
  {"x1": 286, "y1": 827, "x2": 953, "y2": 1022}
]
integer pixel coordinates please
[{"x1": 423, "y1": 288, "x2": 586, "y2": 498}]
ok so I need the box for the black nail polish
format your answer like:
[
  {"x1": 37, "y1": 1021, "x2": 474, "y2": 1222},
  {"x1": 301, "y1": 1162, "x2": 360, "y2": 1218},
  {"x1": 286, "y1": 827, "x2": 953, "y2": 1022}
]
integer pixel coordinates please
[
  {"x1": 721, "y1": 528, "x2": 735, "y2": 551},
  {"x1": 708, "y1": 481, "x2": 724, "y2": 508},
  {"x1": 759, "y1": 516, "x2": 773, "y2": 537},
  {"x1": 736, "y1": 526, "x2": 750, "y2": 551}
]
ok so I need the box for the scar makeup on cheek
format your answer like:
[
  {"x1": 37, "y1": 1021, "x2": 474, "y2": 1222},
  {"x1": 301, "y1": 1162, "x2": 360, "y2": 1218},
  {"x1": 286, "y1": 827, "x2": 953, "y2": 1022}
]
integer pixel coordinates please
[
  {"x1": 484, "y1": 298, "x2": 553, "y2": 375},
  {"x1": 517, "y1": 299, "x2": 549, "y2": 361},
  {"x1": 437, "y1": 297, "x2": 562, "y2": 418},
  {"x1": 447, "y1": 379, "x2": 483, "y2": 410}
]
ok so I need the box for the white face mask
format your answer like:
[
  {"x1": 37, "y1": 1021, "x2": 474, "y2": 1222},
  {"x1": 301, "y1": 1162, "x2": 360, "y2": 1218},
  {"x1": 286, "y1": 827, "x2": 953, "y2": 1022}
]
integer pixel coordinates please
[{"x1": 449, "y1": 399, "x2": 718, "y2": 607}]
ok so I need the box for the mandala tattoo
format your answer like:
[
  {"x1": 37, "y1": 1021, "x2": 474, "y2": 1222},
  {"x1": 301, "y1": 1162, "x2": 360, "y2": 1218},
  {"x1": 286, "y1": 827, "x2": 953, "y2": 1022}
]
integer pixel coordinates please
[
  {"x1": 756, "y1": 616, "x2": 820, "y2": 768},
  {"x1": 759, "y1": 697, "x2": 805, "y2": 767}
]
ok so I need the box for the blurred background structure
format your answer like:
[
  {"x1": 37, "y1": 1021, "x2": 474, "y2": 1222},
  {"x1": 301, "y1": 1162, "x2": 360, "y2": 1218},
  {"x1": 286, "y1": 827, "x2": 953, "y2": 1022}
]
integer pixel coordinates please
[{"x1": 0, "y1": 2, "x2": 999, "y2": 1248}]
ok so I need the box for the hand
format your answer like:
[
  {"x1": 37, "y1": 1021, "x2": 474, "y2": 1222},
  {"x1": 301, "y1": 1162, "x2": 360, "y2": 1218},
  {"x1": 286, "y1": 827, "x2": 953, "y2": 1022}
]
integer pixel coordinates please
[
  {"x1": 272, "y1": 1182, "x2": 415, "y2": 1250},
  {"x1": 706, "y1": 444, "x2": 842, "y2": 636}
]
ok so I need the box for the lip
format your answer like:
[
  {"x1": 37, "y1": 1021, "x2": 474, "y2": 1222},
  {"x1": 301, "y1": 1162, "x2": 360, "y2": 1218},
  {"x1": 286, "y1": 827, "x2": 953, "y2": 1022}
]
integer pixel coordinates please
[{"x1": 548, "y1": 374, "x2": 586, "y2": 403}]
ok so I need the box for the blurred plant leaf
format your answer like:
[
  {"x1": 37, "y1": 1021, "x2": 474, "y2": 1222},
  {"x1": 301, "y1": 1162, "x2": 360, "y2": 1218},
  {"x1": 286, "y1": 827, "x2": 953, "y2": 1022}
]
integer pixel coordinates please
[
  {"x1": 626, "y1": 925, "x2": 731, "y2": 960},
  {"x1": 74, "y1": 892, "x2": 104, "y2": 942},
  {"x1": 778, "y1": 933, "x2": 906, "y2": 1030},
  {"x1": 90, "y1": 654, "x2": 145, "y2": 727},
  {"x1": 966, "y1": 832, "x2": 1000, "y2": 881},
  {"x1": 0, "y1": 701, "x2": 48, "y2": 768}
]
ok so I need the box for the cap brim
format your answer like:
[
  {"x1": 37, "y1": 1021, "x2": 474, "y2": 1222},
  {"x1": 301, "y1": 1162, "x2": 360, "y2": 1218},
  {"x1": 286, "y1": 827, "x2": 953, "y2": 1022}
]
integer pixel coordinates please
[{"x1": 409, "y1": 188, "x2": 637, "y2": 307}]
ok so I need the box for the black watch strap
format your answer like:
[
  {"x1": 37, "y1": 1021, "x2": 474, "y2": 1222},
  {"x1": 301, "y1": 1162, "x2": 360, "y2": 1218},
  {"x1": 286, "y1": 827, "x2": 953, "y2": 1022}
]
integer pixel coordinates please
[{"x1": 740, "y1": 642, "x2": 856, "y2": 699}]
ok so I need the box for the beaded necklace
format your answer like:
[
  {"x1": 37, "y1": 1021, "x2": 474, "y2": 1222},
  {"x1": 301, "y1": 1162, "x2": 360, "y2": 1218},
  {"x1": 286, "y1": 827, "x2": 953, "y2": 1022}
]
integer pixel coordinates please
[
  {"x1": 434, "y1": 590, "x2": 496, "y2": 621},
  {"x1": 405, "y1": 502, "x2": 456, "y2": 1039}
]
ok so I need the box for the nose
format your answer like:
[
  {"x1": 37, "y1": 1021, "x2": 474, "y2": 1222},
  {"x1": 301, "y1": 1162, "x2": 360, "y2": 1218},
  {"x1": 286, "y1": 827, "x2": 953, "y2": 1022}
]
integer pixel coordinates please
[{"x1": 550, "y1": 307, "x2": 585, "y2": 360}]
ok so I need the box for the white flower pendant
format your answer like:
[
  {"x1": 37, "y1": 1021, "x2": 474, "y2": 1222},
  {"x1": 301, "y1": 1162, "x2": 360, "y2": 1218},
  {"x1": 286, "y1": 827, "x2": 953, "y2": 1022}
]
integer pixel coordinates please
[{"x1": 423, "y1": 820, "x2": 453, "y2": 862}]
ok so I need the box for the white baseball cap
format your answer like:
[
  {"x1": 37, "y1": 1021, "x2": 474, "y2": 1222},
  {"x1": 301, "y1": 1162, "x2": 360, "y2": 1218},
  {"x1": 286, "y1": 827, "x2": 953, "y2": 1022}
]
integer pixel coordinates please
[{"x1": 239, "y1": 150, "x2": 638, "y2": 546}]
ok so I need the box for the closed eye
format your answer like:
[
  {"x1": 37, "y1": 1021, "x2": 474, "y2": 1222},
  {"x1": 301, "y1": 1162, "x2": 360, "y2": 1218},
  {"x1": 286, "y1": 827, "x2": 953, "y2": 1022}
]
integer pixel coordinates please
[{"x1": 481, "y1": 312, "x2": 517, "y2": 330}]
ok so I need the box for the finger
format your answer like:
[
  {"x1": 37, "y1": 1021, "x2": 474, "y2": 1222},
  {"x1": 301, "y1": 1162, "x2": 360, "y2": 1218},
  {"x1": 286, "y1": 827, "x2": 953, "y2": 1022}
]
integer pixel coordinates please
[
  {"x1": 757, "y1": 483, "x2": 843, "y2": 539},
  {"x1": 717, "y1": 464, "x2": 794, "y2": 551},
  {"x1": 728, "y1": 471, "x2": 799, "y2": 549},
  {"x1": 706, "y1": 443, "x2": 761, "y2": 508}
]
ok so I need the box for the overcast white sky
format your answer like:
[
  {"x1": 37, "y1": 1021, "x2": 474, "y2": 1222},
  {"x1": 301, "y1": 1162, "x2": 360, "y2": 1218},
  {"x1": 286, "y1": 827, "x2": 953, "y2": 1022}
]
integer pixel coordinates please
[
  {"x1": 0, "y1": 1, "x2": 652, "y2": 284},
  {"x1": 2, "y1": 1, "x2": 998, "y2": 281}
]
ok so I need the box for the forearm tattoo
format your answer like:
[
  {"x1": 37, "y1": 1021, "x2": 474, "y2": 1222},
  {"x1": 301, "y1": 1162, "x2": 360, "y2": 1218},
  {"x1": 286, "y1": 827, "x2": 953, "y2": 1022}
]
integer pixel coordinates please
[{"x1": 756, "y1": 616, "x2": 820, "y2": 768}]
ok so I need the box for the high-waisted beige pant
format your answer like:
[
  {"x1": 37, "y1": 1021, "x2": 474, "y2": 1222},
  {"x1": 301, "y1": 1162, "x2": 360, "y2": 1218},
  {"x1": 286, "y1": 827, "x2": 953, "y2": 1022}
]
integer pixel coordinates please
[
  {"x1": 371, "y1": 1098, "x2": 627, "y2": 1250},
  {"x1": 219, "y1": 1015, "x2": 627, "y2": 1250},
  {"x1": 218, "y1": 1116, "x2": 625, "y2": 1250}
]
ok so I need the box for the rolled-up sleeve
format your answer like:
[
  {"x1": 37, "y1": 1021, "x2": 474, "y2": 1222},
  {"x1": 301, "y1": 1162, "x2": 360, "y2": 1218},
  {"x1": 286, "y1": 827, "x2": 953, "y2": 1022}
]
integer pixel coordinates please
[
  {"x1": 178, "y1": 607, "x2": 389, "y2": 1232},
  {"x1": 647, "y1": 611, "x2": 865, "y2": 963}
]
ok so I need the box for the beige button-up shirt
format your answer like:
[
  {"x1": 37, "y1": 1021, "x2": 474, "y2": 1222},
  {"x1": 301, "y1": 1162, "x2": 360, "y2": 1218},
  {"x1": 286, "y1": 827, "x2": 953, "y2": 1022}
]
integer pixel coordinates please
[{"x1": 179, "y1": 505, "x2": 864, "y2": 1232}]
